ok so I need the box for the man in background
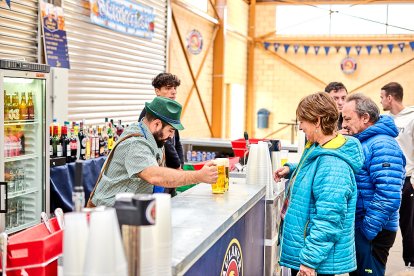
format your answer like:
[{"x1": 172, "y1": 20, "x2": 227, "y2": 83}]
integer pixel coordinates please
[
  {"x1": 139, "y1": 73, "x2": 184, "y2": 196},
  {"x1": 325, "y1": 82, "x2": 348, "y2": 134},
  {"x1": 380, "y1": 82, "x2": 414, "y2": 268},
  {"x1": 342, "y1": 93, "x2": 406, "y2": 276}
]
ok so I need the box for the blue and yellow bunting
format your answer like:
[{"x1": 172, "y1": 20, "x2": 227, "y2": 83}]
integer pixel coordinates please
[{"x1": 262, "y1": 41, "x2": 414, "y2": 55}]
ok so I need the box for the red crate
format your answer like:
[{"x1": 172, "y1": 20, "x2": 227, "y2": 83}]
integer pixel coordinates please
[
  {"x1": 193, "y1": 157, "x2": 240, "y2": 171},
  {"x1": 231, "y1": 138, "x2": 268, "y2": 158},
  {"x1": 0, "y1": 217, "x2": 63, "y2": 276}
]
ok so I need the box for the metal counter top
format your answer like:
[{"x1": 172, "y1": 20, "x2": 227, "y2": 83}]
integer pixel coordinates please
[
  {"x1": 181, "y1": 137, "x2": 298, "y2": 152},
  {"x1": 181, "y1": 138, "x2": 232, "y2": 148},
  {"x1": 171, "y1": 183, "x2": 266, "y2": 275}
]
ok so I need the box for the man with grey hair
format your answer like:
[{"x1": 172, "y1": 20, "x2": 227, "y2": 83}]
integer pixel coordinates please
[{"x1": 342, "y1": 93, "x2": 406, "y2": 276}]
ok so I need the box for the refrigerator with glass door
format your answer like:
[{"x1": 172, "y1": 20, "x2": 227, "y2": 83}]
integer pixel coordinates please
[{"x1": 0, "y1": 59, "x2": 51, "y2": 234}]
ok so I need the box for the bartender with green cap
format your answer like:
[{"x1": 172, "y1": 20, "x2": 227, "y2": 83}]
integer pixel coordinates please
[{"x1": 89, "y1": 97, "x2": 218, "y2": 207}]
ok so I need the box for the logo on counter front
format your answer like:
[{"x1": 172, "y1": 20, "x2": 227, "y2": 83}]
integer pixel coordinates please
[{"x1": 221, "y1": 238, "x2": 243, "y2": 276}]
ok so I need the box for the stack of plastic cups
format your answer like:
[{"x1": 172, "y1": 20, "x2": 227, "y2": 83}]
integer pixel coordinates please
[
  {"x1": 140, "y1": 225, "x2": 156, "y2": 275},
  {"x1": 63, "y1": 212, "x2": 89, "y2": 276},
  {"x1": 258, "y1": 141, "x2": 273, "y2": 197},
  {"x1": 246, "y1": 144, "x2": 259, "y2": 185},
  {"x1": 83, "y1": 208, "x2": 128, "y2": 276},
  {"x1": 153, "y1": 194, "x2": 172, "y2": 276}
]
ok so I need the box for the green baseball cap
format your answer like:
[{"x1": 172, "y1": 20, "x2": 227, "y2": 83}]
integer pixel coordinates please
[{"x1": 145, "y1": 97, "x2": 184, "y2": 130}]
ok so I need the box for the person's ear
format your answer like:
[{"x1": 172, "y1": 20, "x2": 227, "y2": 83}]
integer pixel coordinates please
[
  {"x1": 315, "y1": 117, "x2": 321, "y2": 128},
  {"x1": 362, "y1": 113, "x2": 370, "y2": 124},
  {"x1": 154, "y1": 88, "x2": 161, "y2": 96},
  {"x1": 155, "y1": 119, "x2": 163, "y2": 130}
]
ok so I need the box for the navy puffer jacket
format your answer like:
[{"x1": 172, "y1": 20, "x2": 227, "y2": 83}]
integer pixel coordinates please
[{"x1": 353, "y1": 115, "x2": 406, "y2": 241}]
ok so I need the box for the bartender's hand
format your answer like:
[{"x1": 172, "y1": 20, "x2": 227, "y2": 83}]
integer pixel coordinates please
[
  {"x1": 297, "y1": 264, "x2": 316, "y2": 276},
  {"x1": 197, "y1": 161, "x2": 218, "y2": 184},
  {"x1": 273, "y1": 166, "x2": 289, "y2": 182}
]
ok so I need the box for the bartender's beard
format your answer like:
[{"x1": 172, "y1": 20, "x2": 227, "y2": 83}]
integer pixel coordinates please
[{"x1": 153, "y1": 128, "x2": 169, "y2": 148}]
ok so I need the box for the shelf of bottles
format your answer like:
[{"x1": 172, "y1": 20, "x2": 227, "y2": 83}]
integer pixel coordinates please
[
  {"x1": 2, "y1": 77, "x2": 45, "y2": 233},
  {"x1": 50, "y1": 118, "x2": 126, "y2": 162}
]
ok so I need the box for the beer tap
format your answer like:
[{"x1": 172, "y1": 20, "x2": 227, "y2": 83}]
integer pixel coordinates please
[{"x1": 72, "y1": 161, "x2": 85, "y2": 212}]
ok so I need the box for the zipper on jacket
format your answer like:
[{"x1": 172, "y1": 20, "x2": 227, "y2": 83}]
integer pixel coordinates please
[{"x1": 278, "y1": 146, "x2": 316, "y2": 263}]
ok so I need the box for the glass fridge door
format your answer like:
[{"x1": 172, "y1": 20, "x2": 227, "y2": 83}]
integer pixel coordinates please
[{"x1": 2, "y1": 76, "x2": 46, "y2": 233}]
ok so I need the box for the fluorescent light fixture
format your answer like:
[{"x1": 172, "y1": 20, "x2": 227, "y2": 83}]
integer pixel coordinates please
[{"x1": 4, "y1": 77, "x2": 34, "y2": 84}]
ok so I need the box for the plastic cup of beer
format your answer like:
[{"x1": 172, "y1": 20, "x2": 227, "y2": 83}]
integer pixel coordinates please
[
  {"x1": 280, "y1": 150, "x2": 288, "y2": 167},
  {"x1": 212, "y1": 159, "x2": 226, "y2": 194},
  {"x1": 215, "y1": 158, "x2": 229, "y2": 191}
]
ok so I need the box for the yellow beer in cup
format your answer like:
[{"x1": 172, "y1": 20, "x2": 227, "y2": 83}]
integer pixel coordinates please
[
  {"x1": 212, "y1": 159, "x2": 226, "y2": 194},
  {"x1": 215, "y1": 158, "x2": 229, "y2": 191}
]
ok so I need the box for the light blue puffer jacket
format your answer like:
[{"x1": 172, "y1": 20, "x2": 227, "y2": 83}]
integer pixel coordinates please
[
  {"x1": 279, "y1": 134, "x2": 363, "y2": 274},
  {"x1": 353, "y1": 115, "x2": 406, "y2": 241}
]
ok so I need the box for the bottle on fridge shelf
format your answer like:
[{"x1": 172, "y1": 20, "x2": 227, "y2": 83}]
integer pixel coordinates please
[
  {"x1": 61, "y1": 126, "x2": 71, "y2": 162},
  {"x1": 6, "y1": 93, "x2": 13, "y2": 121},
  {"x1": 17, "y1": 199, "x2": 24, "y2": 225},
  {"x1": 5, "y1": 167, "x2": 14, "y2": 193},
  {"x1": 8, "y1": 127, "x2": 20, "y2": 157},
  {"x1": 15, "y1": 125, "x2": 25, "y2": 155},
  {"x1": 78, "y1": 121, "x2": 87, "y2": 160},
  {"x1": 70, "y1": 126, "x2": 78, "y2": 162},
  {"x1": 16, "y1": 167, "x2": 25, "y2": 192},
  {"x1": 11, "y1": 92, "x2": 20, "y2": 120},
  {"x1": 27, "y1": 91, "x2": 35, "y2": 120},
  {"x1": 52, "y1": 125, "x2": 62, "y2": 157},
  {"x1": 19, "y1": 92, "x2": 28, "y2": 120},
  {"x1": 4, "y1": 91, "x2": 9, "y2": 120}
]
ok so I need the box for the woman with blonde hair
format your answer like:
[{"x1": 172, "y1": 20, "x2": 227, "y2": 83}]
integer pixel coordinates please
[{"x1": 274, "y1": 92, "x2": 364, "y2": 276}]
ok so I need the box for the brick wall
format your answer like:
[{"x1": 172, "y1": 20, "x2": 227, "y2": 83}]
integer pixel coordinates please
[{"x1": 253, "y1": 3, "x2": 414, "y2": 142}]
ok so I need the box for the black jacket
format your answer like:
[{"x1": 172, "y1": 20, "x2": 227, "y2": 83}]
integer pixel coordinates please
[{"x1": 139, "y1": 108, "x2": 184, "y2": 169}]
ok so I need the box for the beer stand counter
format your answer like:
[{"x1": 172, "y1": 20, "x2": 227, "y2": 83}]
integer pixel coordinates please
[{"x1": 171, "y1": 183, "x2": 266, "y2": 276}]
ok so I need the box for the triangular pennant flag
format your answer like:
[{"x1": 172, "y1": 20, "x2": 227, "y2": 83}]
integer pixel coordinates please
[
  {"x1": 324, "y1": 46, "x2": 330, "y2": 55},
  {"x1": 314, "y1": 46, "x2": 320, "y2": 55},
  {"x1": 387, "y1": 44, "x2": 394, "y2": 53},
  {"x1": 284, "y1": 44, "x2": 290, "y2": 53},
  {"x1": 409, "y1": 41, "x2": 414, "y2": 51},
  {"x1": 293, "y1": 44, "x2": 300, "y2": 54},
  {"x1": 398, "y1": 43, "x2": 405, "y2": 52},
  {"x1": 355, "y1": 46, "x2": 362, "y2": 55},
  {"x1": 345, "y1": 46, "x2": 351, "y2": 56},
  {"x1": 335, "y1": 46, "x2": 341, "y2": 53},
  {"x1": 304, "y1": 46, "x2": 310, "y2": 55},
  {"x1": 5, "y1": 0, "x2": 11, "y2": 8},
  {"x1": 377, "y1": 45, "x2": 384, "y2": 54},
  {"x1": 264, "y1": 42, "x2": 270, "y2": 50},
  {"x1": 273, "y1": 43, "x2": 280, "y2": 52},
  {"x1": 366, "y1": 45, "x2": 372, "y2": 55}
]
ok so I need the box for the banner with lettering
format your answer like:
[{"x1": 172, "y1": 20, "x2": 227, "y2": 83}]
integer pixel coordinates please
[
  {"x1": 89, "y1": 0, "x2": 155, "y2": 39},
  {"x1": 40, "y1": 1, "x2": 70, "y2": 69}
]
